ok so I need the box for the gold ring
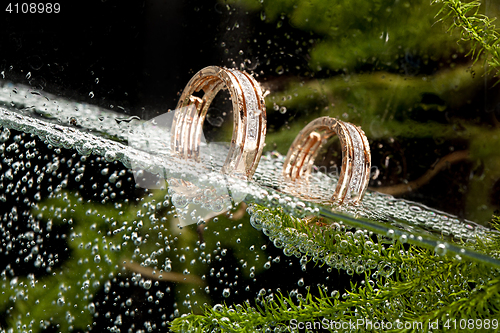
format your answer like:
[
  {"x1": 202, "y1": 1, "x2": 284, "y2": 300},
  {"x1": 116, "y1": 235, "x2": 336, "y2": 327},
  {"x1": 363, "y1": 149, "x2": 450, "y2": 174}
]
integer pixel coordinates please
[
  {"x1": 171, "y1": 66, "x2": 267, "y2": 180},
  {"x1": 283, "y1": 117, "x2": 371, "y2": 204}
]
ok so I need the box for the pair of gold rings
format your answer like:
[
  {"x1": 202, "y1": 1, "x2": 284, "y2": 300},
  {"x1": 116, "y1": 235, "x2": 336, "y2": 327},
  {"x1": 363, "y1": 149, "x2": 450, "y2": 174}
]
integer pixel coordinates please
[{"x1": 170, "y1": 66, "x2": 371, "y2": 205}]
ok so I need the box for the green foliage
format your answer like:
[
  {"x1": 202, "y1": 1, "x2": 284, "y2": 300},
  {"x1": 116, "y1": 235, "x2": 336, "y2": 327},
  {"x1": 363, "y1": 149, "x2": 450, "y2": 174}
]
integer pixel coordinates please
[
  {"x1": 171, "y1": 205, "x2": 500, "y2": 332},
  {"x1": 265, "y1": 64, "x2": 484, "y2": 154},
  {"x1": 0, "y1": 191, "x2": 133, "y2": 332},
  {"x1": 435, "y1": 0, "x2": 500, "y2": 77},
  {"x1": 229, "y1": 0, "x2": 468, "y2": 72},
  {"x1": 230, "y1": 0, "x2": 500, "y2": 75},
  {"x1": 0, "y1": 187, "x2": 272, "y2": 332}
]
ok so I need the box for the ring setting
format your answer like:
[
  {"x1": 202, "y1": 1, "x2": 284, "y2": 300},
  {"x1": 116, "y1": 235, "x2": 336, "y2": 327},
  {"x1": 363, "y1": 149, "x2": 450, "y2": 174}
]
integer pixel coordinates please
[
  {"x1": 171, "y1": 66, "x2": 267, "y2": 180},
  {"x1": 282, "y1": 116, "x2": 371, "y2": 205}
]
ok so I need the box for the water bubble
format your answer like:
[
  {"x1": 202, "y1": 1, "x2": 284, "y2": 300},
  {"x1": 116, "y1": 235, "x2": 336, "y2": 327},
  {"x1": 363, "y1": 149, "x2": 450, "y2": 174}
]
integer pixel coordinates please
[
  {"x1": 355, "y1": 265, "x2": 365, "y2": 274},
  {"x1": 379, "y1": 264, "x2": 395, "y2": 278},
  {"x1": 172, "y1": 193, "x2": 188, "y2": 208},
  {"x1": 273, "y1": 238, "x2": 284, "y2": 248},
  {"x1": 399, "y1": 234, "x2": 408, "y2": 243},
  {"x1": 249, "y1": 215, "x2": 262, "y2": 230},
  {"x1": 82, "y1": 280, "x2": 90, "y2": 289},
  {"x1": 88, "y1": 302, "x2": 95, "y2": 314},
  {"x1": 297, "y1": 278, "x2": 304, "y2": 287},
  {"x1": 434, "y1": 243, "x2": 447, "y2": 256},
  {"x1": 164, "y1": 260, "x2": 172, "y2": 272},
  {"x1": 143, "y1": 280, "x2": 152, "y2": 290},
  {"x1": 222, "y1": 288, "x2": 231, "y2": 298},
  {"x1": 94, "y1": 255, "x2": 101, "y2": 263},
  {"x1": 0, "y1": 128, "x2": 11, "y2": 142},
  {"x1": 206, "y1": 113, "x2": 224, "y2": 127},
  {"x1": 104, "y1": 151, "x2": 116, "y2": 162}
]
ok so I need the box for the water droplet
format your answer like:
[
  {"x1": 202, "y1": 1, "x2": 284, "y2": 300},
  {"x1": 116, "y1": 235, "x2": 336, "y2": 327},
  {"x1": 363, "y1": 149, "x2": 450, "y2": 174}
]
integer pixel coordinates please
[
  {"x1": 399, "y1": 234, "x2": 408, "y2": 243},
  {"x1": 213, "y1": 304, "x2": 224, "y2": 312},
  {"x1": 434, "y1": 243, "x2": 447, "y2": 256},
  {"x1": 104, "y1": 151, "x2": 116, "y2": 162},
  {"x1": 79, "y1": 303, "x2": 91, "y2": 319},
  {"x1": 0, "y1": 128, "x2": 11, "y2": 142},
  {"x1": 222, "y1": 288, "x2": 230, "y2": 298},
  {"x1": 164, "y1": 260, "x2": 172, "y2": 272},
  {"x1": 206, "y1": 113, "x2": 224, "y2": 127},
  {"x1": 172, "y1": 193, "x2": 188, "y2": 208},
  {"x1": 115, "y1": 115, "x2": 141, "y2": 124}
]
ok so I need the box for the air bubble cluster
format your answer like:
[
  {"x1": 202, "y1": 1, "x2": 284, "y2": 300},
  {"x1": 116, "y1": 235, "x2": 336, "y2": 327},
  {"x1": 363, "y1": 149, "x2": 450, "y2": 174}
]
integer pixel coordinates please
[{"x1": 247, "y1": 205, "x2": 396, "y2": 278}]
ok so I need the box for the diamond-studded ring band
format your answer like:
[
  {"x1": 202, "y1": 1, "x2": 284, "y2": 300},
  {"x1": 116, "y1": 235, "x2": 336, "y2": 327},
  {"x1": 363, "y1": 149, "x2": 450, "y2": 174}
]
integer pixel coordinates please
[
  {"x1": 171, "y1": 66, "x2": 267, "y2": 179},
  {"x1": 283, "y1": 117, "x2": 371, "y2": 204}
]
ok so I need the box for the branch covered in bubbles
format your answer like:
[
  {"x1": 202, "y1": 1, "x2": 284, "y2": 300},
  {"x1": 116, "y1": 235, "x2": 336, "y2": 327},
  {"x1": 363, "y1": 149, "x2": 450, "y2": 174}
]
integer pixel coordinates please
[{"x1": 170, "y1": 208, "x2": 500, "y2": 332}]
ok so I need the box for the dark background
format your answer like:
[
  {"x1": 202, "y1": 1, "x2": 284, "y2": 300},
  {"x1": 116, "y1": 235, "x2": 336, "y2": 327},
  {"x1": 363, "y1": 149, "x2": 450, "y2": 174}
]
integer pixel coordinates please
[{"x1": 1, "y1": 0, "x2": 232, "y2": 118}]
